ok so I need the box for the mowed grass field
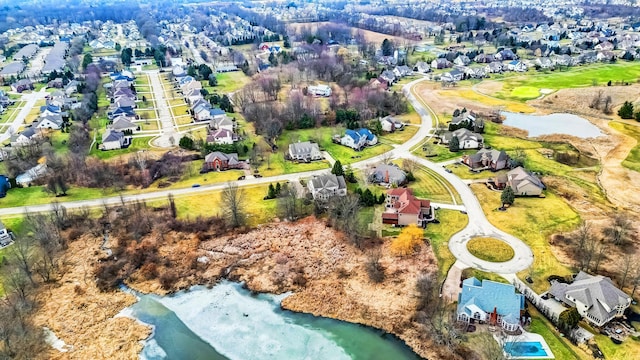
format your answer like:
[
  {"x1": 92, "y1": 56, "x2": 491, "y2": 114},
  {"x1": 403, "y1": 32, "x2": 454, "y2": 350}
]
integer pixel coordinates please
[
  {"x1": 411, "y1": 166, "x2": 461, "y2": 204},
  {"x1": 425, "y1": 209, "x2": 468, "y2": 282},
  {"x1": 495, "y1": 62, "x2": 640, "y2": 101},
  {"x1": 610, "y1": 121, "x2": 640, "y2": 172},
  {"x1": 471, "y1": 184, "x2": 580, "y2": 293}
]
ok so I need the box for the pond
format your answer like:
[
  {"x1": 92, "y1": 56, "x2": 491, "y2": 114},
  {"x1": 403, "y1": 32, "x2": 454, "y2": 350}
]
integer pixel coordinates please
[
  {"x1": 124, "y1": 281, "x2": 422, "y2": 360},
  {"x1": 501, "y1": 112, "x2": 604, "y2": 138}
]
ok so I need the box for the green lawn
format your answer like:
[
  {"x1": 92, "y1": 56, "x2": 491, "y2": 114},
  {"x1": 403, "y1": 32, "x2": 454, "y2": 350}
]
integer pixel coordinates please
[
  {"x1": 206, "y1": 71, "x2": 252, "y2": 94},
  {"x1": 50, "y1": 132, "x2": 70, "y2": 155},
  {"x1": 147, "y1": 160, "x2": 245, "y2": 190},
  {"x1": 411, "y1": 166, "x2": 461, "y2": 204},
  {"x1": 379, "y1": 125, "x2": 418, "y2": 145},
  {"x1": 139, "y1": 120, "x2": 160, "y2": 131},
  {"x1": 471, "y1": 184, "x2": 580, "y2": 293},
  {"x1": 276, "y1": 127, "x2": 393, "y2": 165},
  {"x1": 256, "y1": 152, "x2": 331, "y2": 177},
  {"x1": 0, "y1": 186, "x2": 108, "y2": 208},
  {"x1": 89, "y1": 137, "x2": 154, "y2": 160},
  {"x1": 466, "y1": 237, "x2": 515, "y2": 262},
  {"x1": 610, "y1": 121, "x2": 640, "y2": 172},
  {"x1": 495, "y1": 62, "x2": 640, "y2": 101},
  {"x1": 426, "y1": 209, "x2": 469, "y2": 282},
  {"x1": 594, "y1": 334, "x2": 640, "y2": 360},
  {"x1": 445, "y1": 163, "x2": 509, "y2": 180},
  {"x1": 417, "y1": 142, "x2": 474, "y2": 162}
]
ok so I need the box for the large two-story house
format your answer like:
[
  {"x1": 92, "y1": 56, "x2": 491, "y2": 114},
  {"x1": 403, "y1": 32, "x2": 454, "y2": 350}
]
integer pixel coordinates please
[
  {"x1": 382, "y1": 188, "x2": 432, "y2": 227},
  {"x1": 288, "y1": 141, "x2": 322, "y2": 162},
  {"x1": 307, "y1": 174, "x2": 347, "y2": 201}
]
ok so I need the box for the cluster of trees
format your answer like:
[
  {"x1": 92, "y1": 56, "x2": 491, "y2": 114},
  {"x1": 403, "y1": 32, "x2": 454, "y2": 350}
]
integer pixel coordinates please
[
  {"x1": 589, "y1": 90, "x2": 613, "y2": 115},
  {"x1": 0, "y1": 206, "x2": 91, "y2": 358},
  {"x1": 617, "y1": 100, "x2": 640, "y2": 121},
  {"x1": 391, "y1": 224, "x2": 425, "y2": 256}
]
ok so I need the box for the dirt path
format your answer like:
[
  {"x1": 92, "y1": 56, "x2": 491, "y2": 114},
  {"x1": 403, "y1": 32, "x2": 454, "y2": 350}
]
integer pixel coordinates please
[{"x1": 598, "y1": 122, "x2": 640, "y2": 211}]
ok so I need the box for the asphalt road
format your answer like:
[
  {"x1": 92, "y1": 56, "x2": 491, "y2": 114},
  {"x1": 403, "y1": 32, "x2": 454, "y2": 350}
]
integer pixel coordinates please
[{"x1": 0, "y1": 88, "x2": 49, "y2": 143}]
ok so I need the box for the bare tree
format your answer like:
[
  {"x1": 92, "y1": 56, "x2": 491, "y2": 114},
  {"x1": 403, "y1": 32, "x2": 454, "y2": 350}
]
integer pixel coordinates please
[
  {"x1": 476, "y1": 332, "x2": 507, "y2": 360},
  {"x1": 619, "y1": 253, "x2": 634, "y2": 289},
  {"x1": 221, "y1": 181, "x2": 246, "y2": 227},
  {"x1": 603, "y1": 96, "x2": 613, "y2": 115},
  {"x1": 604, "y1": 213, "x2": 633, "y2": 246},
  {"x1": 589, "y1": 90, "x2": 603, "y2": 110},
  {"x1": 402, "y1": 158, "x2": 418, "y2": 174},
  {"x1": 277, "y1": 183, "x2": 304, "y2": 221},
  {"x1": 327, "y1": 194, "x2": 363, "y2": 247}
]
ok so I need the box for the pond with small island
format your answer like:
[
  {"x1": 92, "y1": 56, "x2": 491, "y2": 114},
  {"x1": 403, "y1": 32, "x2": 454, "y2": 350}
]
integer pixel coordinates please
[{"x1": 502, "y1": 112, "x2": 604, "y2": 139}]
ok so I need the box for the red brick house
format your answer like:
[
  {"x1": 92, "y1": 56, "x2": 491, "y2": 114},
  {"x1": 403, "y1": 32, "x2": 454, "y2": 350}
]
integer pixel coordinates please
[
  {"x1": 382, "y1": 188, "x2": 433, "y2": 227},
  {"x1": 203, "y1": 152, "x2": 242, "y2": 171}
]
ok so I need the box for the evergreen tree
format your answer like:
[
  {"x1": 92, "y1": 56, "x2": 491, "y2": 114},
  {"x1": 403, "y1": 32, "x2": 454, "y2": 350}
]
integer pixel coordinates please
[
  {"x1": 275, "y1": 182, "x2": 281, "y2": 196},
  {"x1": 618, "y1": 101, "x2": 634, "y2": 119},
  {"x1": 381, "y1": 38, "x2": 394, "y2": 57},
  {"x1": 208, "y1": 74, "x2": 218, "y2": 86},
  {"x1": 501, "y1": 186, "x2": 515, "y2": 208},
  {"x1": 378, "y1": 193, "x2": 386, "y2": 204},
  {"x1": 220, "y1": 95, "x2": 234, "y2": 113},
  {"x1": 449, "y1": 136, "x2": 460, "y2": 152},
  {"x1": 82, "y1": 53, "x2": 93, "y2": 69},
  {"x1": 267, "y1": 184, "x2": 276, "y2": 199},
  {"x1": 331, "y1": 160, "x2": 344, "y2": 176}
]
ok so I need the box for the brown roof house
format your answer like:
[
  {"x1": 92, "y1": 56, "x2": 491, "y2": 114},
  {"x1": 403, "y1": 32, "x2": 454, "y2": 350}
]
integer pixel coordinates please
[
  {"x1": 462, "y1": 149, "x2": 510, "y2": 171},
  {"x1": 549, "y1": 271, "x2": 631, "y2": 327},
  {"x1": 495, "y1": 167, "x2": 545, "y2": 196},
  {"x1": 203, "y1": 152, "x2": 243, "y2": 172},
  {"x1": 382, "y1": 188, "x2": 433, "y2": 227}
]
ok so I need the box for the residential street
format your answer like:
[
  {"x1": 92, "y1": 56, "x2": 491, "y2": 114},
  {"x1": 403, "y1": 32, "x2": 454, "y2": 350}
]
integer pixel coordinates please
[
  {"x1": 146, "y1": 70, "x2": 179, "y2": 147},
  {"x1": 0, "y1": 87, "x2": 49, "y2": 143}
]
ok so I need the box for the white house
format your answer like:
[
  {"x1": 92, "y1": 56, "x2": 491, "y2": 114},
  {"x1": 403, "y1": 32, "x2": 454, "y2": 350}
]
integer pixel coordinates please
[
  {"x1": 308, "y1": 174, "x2": 347, "y2": 201},
  {"x1": 207, "y1": 128, "x2": 237, "y2": 145},
  {"x1": 288, "y1": 141, "x2": 322, "y2": 162},
  {"x1": 380, "y1": 116, "x2": 404, "y2": 132},
  {"x1": 549, "y1": 271, "x2": 632, "y2": 327},
  {"x1": 16, "y1": 163, "x2": 48, "y2": 187},
  {"x1": 441, "y1": 128, "x2": 483, "y2": 149},
  {"x1": 340, "y1": 129, "x2": 377, "y2": 150},
  {"x1": 35, "y1": 114, "x2": 63, "y2": 130},
  {"x1": 308, "y1": 84, "x2": 332, "y2": 97},
  {"x1": 101, "y1": 129, "x2": 130, "y2": 150}
]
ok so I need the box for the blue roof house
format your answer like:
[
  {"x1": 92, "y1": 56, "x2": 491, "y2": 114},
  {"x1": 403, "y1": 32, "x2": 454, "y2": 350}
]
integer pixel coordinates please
[
  {"x1": 340, "y1": 129, "x2": 367, "y2": 150},
  {"x1": 356, "y1": 128, "x2": 378, "y2": 145},
  {"x1": 0, "y1": 175, "x2": 10, "y2": 197},
  {"x1": 457, "y1": 277, "x2": 525, "y2": 332}
]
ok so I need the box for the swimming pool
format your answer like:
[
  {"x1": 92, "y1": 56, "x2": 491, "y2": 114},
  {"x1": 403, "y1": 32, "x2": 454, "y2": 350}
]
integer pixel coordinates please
[{"x1": 504, "y1": 341, "x2": 549, "y2": 358}]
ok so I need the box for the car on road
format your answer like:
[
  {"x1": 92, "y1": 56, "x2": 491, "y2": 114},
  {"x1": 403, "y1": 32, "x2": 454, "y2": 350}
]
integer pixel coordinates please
[
  {"x1": 445, "y1": 168, "x2": 452, "y2": 173},
  {"x1": 254, "y1": 174, "x2": 262, "y2": 178},
  {"x1": 237, "y1": 175, "x2": 246, "y2": 180},
  {"x1": 192, "y1": 184, "x2": 201, "y2": 188}
]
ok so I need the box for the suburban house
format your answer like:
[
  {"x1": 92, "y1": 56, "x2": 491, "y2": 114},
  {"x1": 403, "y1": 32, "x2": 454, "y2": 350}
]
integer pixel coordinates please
[
  {"x1": 414, "y1": 61, "x2": 431, "y2": 73},
  {"x1": 203, "y1": 152, "x2": 242, "y2": 171},
  {"x1": 0, "y1": 175, "x2": 10, "y2": 197},
  {"x1": 35, "y1": 114, "x2": 64, "y2": 130},
  {"x1": 340, "y1": 129, "x2": 377, "y2": 150},
  {"x1": 495, "y1": 167, "x2": 545, "y2": 196},
  {"x1": 210, "y1": 115, "x2": 234, "y2": 132},
  {"x1": 462, "y1": 149, "x2": 510, "y2": 171},
  {"x1": 101, "y1": 129, "x2": 130, "y2": 150},
  {"x1": 549, "y1": 271, "x2": 632, "y2": 327},
  {"x1": 307, "y1": 174, "x2": 347, "y2": 201},
  {"x1": 441, "y1": 128, "x2": 484, "y2": 149},
  {"x1": 11, "y1": 127, "x2": 38, "y2": 147},
  {"x1": 193, "y1": 103, "x2": 213, "y2": 121},
  {"x1": 109, "y1": 116, "x2": 139, "y2": 133},
  {"x1": 457, "y1": 277, "x2": 525, "y2": 332},
  {"x1": 369, "y1": 163, "x2": 407, "y2": 185},
  {"x1": 307, "y1": 84, "x2": 332, "y2": 97},
  {"x1": 11, "y1": 79, "x2": 34, "y2": 93},
  {"x1": 16, "y1": 163, "x2": 48, "y2": 187},
  {"x1": 441, "y1": 69, "x2": 464, "y2": 82},
  {"x1": 382, "y1": 188, "x2": 432, "y2": 227},
  {"x1": 288, "y1": 141, "x2": 322, "y2": 162},
  {"x1": 485, "y1": 61, "x2": 503, "y2": 73},
  {"x1": 206, "y1": 128, "x2": 237, "y2": 145},
  {"x1": 0, "y1": 220, "x2": 12, "y2": 247},
  {"x1": 507, "y1": 60, "x2": 527, "y2": 72},
  {"x1": 380, "y1": 116, "x2": 404, "y2": 132},
  {"x1": 108, "y1": 106, "x2": 136, "y2": 120},
  {"x1": 379, "y1": 70, "x2": 396, "y2": 84},
  {"x1": 454, "y1": 55, "x2": 471, "y2": 66},
  {"x1": 431, "y1": 58, "x2": 452, "y2": 69},
  {"x1": 449, "y1": 111, "x2": 483, "y2": 131}
]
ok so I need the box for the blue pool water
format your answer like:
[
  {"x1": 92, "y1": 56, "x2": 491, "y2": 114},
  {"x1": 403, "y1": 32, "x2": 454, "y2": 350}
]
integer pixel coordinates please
[{"x1": 504, "y1": 341, "x2": 548, "y2": 357}]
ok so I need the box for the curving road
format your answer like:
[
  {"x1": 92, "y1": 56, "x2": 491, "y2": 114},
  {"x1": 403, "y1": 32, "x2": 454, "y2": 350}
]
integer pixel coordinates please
[{"x1": 0, "y1": 76, "x2": 533, "y2": 276}]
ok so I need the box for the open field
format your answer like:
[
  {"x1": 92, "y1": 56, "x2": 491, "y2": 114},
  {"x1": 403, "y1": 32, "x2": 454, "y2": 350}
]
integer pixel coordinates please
[
  {"x1": 205, "y1": 72, "x2": 253, "y2": 95},
  {"x1": 445, "y1": 162, "x2": 509, "y2": 180},
  {"x1": 0, "y1": 185, "x2": 108, "y2": 209},
  {"x1": 257, "y1": 152, "x2": 331, "y2": 177},
  {"x1": 380, "y1": 125, "x2": 418, "y2": 145},
  {"x1": 609, "y1": 121, "x2": 640, "y2": 172},
  {"x1": 466, "y1": 237, "x2": 515, "y2": 262},
  {"x1": 418, "y1": 142, "x2": 475, "y2": 162},
  {"x1": 481, "y1": 62, "x2": 640, "y2": 102},
  {"x1": 89, "y1": 137, "x2": 154, "y2": 160},
  {"x1": 471, "y1": 184, "x2": 580, "y2": 293},
  {"x1": 286, "y1": 21, "x2": 414, "y2": 44}
]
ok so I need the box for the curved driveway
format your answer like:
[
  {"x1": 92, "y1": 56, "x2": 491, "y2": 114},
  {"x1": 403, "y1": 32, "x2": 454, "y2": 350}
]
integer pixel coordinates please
[{"x1": 0, "y1": 77, "x2": 533, "y2": 273}]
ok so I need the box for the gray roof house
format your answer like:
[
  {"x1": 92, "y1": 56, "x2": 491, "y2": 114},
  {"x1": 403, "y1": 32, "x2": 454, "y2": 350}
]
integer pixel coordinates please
[
  {"x1": 441, "y1": 128, "x2": 483, "y2": 149},
  {"x1": 110, "y1": 116, "x2": 139, "y2": 132},
  {"x1": 288, "y1": 141, "x2": 322, "y2": 162},
  {"x1": 500, "y1": 166, "x2": 545, "y2": 196},
  {"x1": 549, "y1": 271, "x2": 632, "y2": 327},
  {"x1": 308, "y1": 174, "x2": 347, "y2": 201},
  {"x1": 462, "y1": 148, "x2": 510, "y2": 171},
  {"x1": 369, "y1": 164, "x2": 407, "y2": 185}
]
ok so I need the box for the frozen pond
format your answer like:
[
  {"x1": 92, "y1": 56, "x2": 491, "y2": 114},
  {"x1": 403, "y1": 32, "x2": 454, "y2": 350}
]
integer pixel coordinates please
[
  {"x1": 126, "y1": 281, "x2": 422, "y2": 360},
  {"x1": 502, "y1": 112, "x2": 604, "y2": 138}
]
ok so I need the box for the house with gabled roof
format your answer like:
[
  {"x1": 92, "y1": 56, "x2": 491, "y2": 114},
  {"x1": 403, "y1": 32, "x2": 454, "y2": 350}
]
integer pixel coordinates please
[
  {"x1": 209, "y1": 115, "x2": 234, "y2": 132},
  {"x1": 462, "y1": 148, "x2": 509, "y2": 171},
  {"x1": 288, "y1": 141, "x2": 322, "y2": 162},
  {"x1": 308, "y1": 174, "x2": 347, "y2": 201},
  {"x1": 379, "y1": 116, "x2": 404, "y2": 132},
  {"x1": 382, "y1": 188, "x2": 432, "y2": 227},
  {"x1": 101, "y1": 129, "x2": 130, "y2": 150},
  {"x1": 206, "y1": 128, "x2": 237, "y2": 145},
  {"x1": 441, "y1": 128, "x2": 484, "y2": 149},
  {"x1": 549, "y1": 271, "x2": 631, "y2": 327},
  {"x1": 431, "y1": 58, "x2": 452, "y2": 69},
  {"x1": 109, "y1": 116, "x2": 139, "y2": 133},
  {"x1": 203, "y1": 152, "x2": 242, "y2": 171},
  {"x1": 340, "y1": 129, "x2": 377, "y2": 150},
  {"x1": 495, "y1": 166, "x2": 545, "y2": 196},
  {"x1": 369, "y1": 163, "x2": 407, "y2": 186},
  {"x1": 35, "y1": 114, "x2": 64, "y2": 130},
  {"x1": 457, "y1": 277, "x2": 525, "y2": 332}
]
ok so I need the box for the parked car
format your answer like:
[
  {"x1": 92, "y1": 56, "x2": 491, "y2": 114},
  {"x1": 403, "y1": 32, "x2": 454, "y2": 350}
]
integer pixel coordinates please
[
  {"x1": 192, "y1": 184, "x2": 201, "y2": 188},
  {"x1": 254, "y1": 174, "x2": 262, "y2": 178},
  {"x1": 237, "y1": 175, "x2": 246, "y2": 180}
]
